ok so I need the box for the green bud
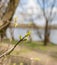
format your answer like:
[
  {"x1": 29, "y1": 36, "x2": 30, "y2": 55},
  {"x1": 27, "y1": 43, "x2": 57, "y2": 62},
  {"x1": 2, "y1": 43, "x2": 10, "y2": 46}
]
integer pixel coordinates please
[
  {"x1": 19, "y1": 35, "x2": 22, "y2": 39},
  {"x1": 23, "y1": 37, "x2": 28, "y2": 41},
  {"x1": 25, "y1": 31, "x2": 31, "y2": 37}
]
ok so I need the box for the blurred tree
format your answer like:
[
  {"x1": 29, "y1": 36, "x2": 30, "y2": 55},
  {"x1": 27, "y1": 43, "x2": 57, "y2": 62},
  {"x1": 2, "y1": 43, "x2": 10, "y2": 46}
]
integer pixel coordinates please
[
  {"x1": 37, "y1": 0, "x2": 57, "y2": 45},
  {"x1": 11, "y1": 0, "x2": 57, "y2": 45},
  {"x1": 0, "y1": 0, "x2": 19, "y2": 41}
]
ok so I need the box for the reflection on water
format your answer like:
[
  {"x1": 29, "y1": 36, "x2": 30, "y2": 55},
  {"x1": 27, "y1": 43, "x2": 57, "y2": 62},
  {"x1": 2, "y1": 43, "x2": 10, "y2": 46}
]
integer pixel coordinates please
[{"x1": 6, "y1": 28, "x2": 57, "y2": 44}]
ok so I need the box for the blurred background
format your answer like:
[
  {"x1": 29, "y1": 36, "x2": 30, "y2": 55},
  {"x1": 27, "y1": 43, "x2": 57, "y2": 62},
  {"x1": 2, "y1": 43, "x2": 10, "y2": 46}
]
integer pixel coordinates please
[
  {"x1": 6, "y1": 0, "x2": 57, "y2": 44},
  {"x1": 0, "y1": 0, "x2": 57, "y2": 65}
]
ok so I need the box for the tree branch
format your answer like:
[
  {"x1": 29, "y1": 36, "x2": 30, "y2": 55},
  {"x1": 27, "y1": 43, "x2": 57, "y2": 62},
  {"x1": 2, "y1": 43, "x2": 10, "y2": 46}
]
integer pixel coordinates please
[
  {"x1": 0, "y1": 35, "x2": 26, "y2": 58},
  {"x1": 48, "y1": 0, "x2": 56, "y2": 22}
]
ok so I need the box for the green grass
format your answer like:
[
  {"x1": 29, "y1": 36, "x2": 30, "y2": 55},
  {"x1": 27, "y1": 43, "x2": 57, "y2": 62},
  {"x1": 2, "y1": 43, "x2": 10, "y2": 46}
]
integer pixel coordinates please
[
  {"x1": 2, "y1": 39, "x2": 57, "y2": 51},
  {"x1": 0, "y1": 39, "x2": 57, "y2": 59},
  {"x1": 20, "y1": 41, "x2": 56, "y2": 50},
  {"x1": 1, "y1": 39, "x2": 57, "y2": 53}
]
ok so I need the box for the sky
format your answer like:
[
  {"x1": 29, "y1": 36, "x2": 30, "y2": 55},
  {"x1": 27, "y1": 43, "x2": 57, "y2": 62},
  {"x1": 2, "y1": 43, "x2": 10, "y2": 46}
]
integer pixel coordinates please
[{"x1": 13, "y1": 0, "x2": 57, "y2": 26}]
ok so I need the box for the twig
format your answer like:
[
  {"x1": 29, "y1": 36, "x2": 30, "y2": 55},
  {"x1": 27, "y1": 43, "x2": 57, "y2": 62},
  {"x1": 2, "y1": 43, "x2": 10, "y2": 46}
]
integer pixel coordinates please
[{"x1": 0, "y1": 35, "x2": 26, "y2": 58}]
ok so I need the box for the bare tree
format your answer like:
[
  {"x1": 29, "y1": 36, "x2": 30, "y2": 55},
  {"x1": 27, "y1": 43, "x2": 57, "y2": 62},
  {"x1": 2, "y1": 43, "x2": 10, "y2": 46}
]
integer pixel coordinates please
[
  {"x1": 37, "y1": 0, "x2": 57, "y2": 45},
  {"x1": 0, "y1": 0, "x2": 19, "y2": 41}
]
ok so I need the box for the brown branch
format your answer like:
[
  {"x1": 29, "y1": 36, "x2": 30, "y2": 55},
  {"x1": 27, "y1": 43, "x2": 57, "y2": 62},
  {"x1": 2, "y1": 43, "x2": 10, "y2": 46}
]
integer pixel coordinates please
[
  {"x1": 0, "y1": 35, "x2": 26, "y2": 58},
  {"x1": 0, "y1": 20, "x2": 10, "y2": 31},
  {"x1": 0, "y1": 0, "x2": 19, "y2": 32}
]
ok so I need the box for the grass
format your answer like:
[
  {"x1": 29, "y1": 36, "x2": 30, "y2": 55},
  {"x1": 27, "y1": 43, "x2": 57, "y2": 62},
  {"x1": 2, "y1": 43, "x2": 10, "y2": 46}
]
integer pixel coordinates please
[
  {"x1": 0, "y1": 39, "x2": 57, "y2": 59},
  {"x1": 19, "y1": 41, "x2": 57, "y2": 51},
  {"x1": 11, "y1": 40, "x2": 57, "y2": 59},
  {"x1": 0, "y1": 39, "x2": 57, "y2": 65},
  {"x1": 1, "y1": 39, "x2": 57, "y2": 51}
]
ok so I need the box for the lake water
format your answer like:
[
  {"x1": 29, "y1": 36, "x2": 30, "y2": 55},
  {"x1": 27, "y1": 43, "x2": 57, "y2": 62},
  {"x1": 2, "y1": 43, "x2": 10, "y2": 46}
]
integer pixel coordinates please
[{"x1": 6, "y1": 28, "x2": 57, "y2": 44}]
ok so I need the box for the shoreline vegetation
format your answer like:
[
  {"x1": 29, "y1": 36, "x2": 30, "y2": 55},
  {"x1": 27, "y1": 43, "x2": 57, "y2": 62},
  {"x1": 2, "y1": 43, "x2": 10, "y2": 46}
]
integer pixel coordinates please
[
  {"x1": 0, "y1": 39, "x2": 57, "y2": 54},
  {"x1": 10, "y1": 24, "x2": 57, "y2": 29}
]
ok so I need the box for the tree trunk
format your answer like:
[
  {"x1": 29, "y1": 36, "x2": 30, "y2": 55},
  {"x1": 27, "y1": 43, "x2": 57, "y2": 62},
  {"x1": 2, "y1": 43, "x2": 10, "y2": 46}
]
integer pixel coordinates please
[
  {"x1": 0, "y1": 0, "x2": 19, "y2": 41},
  {"x1": 44, "y1": 19, "x2": 49, "y2": 46}
]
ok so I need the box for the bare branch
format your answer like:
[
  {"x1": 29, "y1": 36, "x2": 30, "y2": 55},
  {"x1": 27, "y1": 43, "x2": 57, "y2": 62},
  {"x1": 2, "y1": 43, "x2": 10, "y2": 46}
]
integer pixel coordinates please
[
  {"x1": 37, "y1": 0, "x2": 47, "y2": 19},
  {"x1": 48, "y1": 0, "x2": 56, "y2": 22}
]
